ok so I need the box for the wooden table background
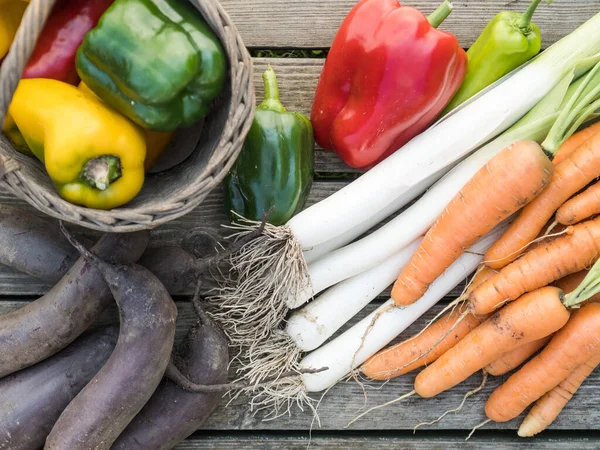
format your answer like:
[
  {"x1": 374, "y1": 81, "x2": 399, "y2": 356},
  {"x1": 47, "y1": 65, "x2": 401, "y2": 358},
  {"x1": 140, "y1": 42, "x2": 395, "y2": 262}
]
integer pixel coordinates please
[{"x1": 3, "y1": 0, "x2": 600, "y2": 448}]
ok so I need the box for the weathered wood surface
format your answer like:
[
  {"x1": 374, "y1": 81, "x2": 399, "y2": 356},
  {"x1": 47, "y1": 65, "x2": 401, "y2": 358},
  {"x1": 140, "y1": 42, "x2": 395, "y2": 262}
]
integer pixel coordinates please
[
  {"x1": 3, "y1": 0, "x2": 600, "y2": 446},
  {"x1": 174, "y1": 433, "x2": 600, "y2": 449},
  {"x1": 0, "y1": 300, "x2": 595, "y2": 434},
  {"x1": 222, "y1": 0, "x2": 599, "y2": 49},
  {"x1": 0, "y1": 182, "x2": 466, "y2": 298}
]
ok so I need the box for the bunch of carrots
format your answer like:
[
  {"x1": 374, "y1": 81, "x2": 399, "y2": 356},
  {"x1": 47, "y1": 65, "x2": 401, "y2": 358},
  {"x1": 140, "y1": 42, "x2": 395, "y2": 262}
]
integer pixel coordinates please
[{"x1": 354, "y1": 89, "x2": 600, "y2": 437}]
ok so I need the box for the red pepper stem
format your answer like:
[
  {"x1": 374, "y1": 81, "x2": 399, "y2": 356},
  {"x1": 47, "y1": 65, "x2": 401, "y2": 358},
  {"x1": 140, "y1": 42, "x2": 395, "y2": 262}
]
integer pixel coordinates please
[
  {"x1": 518, "y1": 0, "x2": 543, "y2": 31},
  {"x1": 427, "y1": 0, "x2": 453, "y2": 29},
  {"x1": 260, "y1": 65, "x2": 286, "y2": 112}
]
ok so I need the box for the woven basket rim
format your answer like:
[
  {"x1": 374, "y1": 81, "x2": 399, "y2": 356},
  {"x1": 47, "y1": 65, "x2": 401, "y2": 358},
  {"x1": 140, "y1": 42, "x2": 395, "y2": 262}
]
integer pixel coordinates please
[{"x1": 0, "y1": 0, "x2": 255, "y2": 233}]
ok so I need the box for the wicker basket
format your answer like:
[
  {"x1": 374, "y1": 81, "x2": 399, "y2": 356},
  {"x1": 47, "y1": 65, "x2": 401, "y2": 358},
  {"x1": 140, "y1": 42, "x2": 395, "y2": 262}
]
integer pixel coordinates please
[{"x1": 0, "y1": 0, "x2": 255, "y2": 232}]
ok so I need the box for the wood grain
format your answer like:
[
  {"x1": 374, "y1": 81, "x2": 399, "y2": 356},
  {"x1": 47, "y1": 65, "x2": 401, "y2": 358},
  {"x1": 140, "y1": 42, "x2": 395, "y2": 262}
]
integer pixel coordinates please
[
  {"x1": 174, "y1": 434, "x2": 600, "y2": 449},
  {"x1": 0, "y1": 300, "x2": 595, "y2": 433},
  {"x1": 222, "y1": 0, "x2": 599, "y2": 49}
]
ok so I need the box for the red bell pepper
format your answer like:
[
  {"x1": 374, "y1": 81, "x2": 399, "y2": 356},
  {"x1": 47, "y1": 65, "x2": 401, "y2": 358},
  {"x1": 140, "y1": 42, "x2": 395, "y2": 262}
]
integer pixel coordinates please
[
  {"x1": 311, "y1": 0, "x2": 467, "y2": 170},
  {"x1": 21, "y1": 0, "x2": 113, "y2": 85}
]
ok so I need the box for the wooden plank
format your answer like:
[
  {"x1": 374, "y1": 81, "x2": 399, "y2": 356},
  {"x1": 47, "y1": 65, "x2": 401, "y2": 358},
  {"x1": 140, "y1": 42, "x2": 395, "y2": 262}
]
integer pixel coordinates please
[
  {"x1": 175, "y1": 433, "x2": 600, "y2": 449},
  {"x1": 223, "y1": 0, "x2": 597, "y2": 49},
  {"x1": 0, "y1": 182, "x2": 468, "y2": 298},
  {"x1": 0, "y1": 300, "x2": 595, "y2": 432}
]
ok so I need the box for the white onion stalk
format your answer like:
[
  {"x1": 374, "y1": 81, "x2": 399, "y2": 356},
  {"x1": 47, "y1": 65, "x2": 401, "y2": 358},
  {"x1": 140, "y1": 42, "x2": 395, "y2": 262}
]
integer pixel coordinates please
[
  {"x1": 297, "y1": 113, "x2": 571, "y2": 302},
  {"x1": 300, "y1": 225, "x2": 506, "y2": 394},
  {"x1": 208, "y1": 13, "x2": 600, "y2": 354},
  {"x1": 301, "y1": 172, "x2": 442, "y2": 264},
  {"x1": 288, "y1": 239, "x2": 422, "y2": 352},
  {"x1": 241, "y1": 226, "x2": 506, "y2": 414},
  {"x1": 236, "y1": 239, "x2": 421, "y2": 415}
]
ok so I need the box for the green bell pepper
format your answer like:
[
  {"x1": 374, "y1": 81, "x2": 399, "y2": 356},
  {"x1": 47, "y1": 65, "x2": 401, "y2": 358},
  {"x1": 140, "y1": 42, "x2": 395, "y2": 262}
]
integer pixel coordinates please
[
  {"x1": 443, "y1": 0, "x2": 545, "y2": 113},
  {"x1": 225, "y1": 66, "x2": 314, "y2": 226},
  {"x1": 76, "y1": 0, "x2": 226, "y2": 132}
]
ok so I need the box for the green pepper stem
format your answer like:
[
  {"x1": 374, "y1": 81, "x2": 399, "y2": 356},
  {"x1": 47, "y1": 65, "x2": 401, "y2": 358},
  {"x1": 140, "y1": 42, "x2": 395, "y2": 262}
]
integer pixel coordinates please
[
  {"x1": 260, "y1": 65, "x2": 286, "y2": 113},
  {"x1": 518, "y1": 0, "x2": 543, "y2": 31},
  {"x1": 427, "y1": 0, "x2": 453, "y2": 29},
  {"x1": 542, "y1": 59, "x2": 600, "y2": 157},
  {"x1": 81, "y1": 155, "x2": 122, "y2": 191},
  {"x1": 563, "y1": 257, "x2": 600, "y2": 308}
]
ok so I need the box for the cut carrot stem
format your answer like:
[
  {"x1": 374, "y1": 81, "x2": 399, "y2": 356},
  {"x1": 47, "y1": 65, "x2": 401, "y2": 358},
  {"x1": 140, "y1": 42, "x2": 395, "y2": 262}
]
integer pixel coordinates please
[
  {"x1": 553, "y1": 270, "x2": 600, "y2": 305},
  {"x1": 470, "y1": 215, "x2": 600, "y2": 315},
  {"x1": 556, "y1": 180, "x2": 600, "y2": 225},
  {"x1": 485, "y1": 336, "x2": 552, "y2": 376},
  {"x1": 361, "y1": 268, "x2": 495, "y2": 380},
  {"x1": 391, "y1": 140, "x2": 552, "y2": 306},
  {"x1": 414, "y1": 286, "x2": 570, "y2": 398},
  {"x1": 485, "y1": 303, "x2": 600, "y2": 422},
  {"x1": 518, "y1": 349, "x2": 600, "y2": 437}
]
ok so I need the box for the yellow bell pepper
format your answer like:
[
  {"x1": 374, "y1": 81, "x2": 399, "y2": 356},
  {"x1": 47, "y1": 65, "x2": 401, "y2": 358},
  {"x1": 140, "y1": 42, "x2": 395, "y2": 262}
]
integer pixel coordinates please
[
  {"x1": 2, "y1": 112, "x2": 31, "y2": 155},
  {"x1": 78, "y1": 81, "x2": 174, "y2": 171},
  {"x1": 8, "y1": 78, "x2": 146, "y2": 210},
  {"x1": 0, "y1": 0, "x2": 28, "y2": 60}
]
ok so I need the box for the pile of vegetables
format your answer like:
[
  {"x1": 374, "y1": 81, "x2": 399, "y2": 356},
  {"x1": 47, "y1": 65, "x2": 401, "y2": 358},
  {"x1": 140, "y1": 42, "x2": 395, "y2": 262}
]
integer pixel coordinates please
[
  {"x1": 0, "y1": 204, "x2": 241, "y2": 449},
  {"x1": 4, "y1": 0, "x2": 600, "y2": 444},
  {"x1": 205, "y1": 0, "x2": 600, "y2": 437},
  {"x1": 1, "y1": 0, "x2": 226, "y2": 209}
]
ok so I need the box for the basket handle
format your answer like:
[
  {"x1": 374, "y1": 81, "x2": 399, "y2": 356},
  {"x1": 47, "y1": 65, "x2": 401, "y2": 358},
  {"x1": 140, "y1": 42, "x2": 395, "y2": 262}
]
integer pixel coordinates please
[
  {"x1": 0, "y1": 0, "x2": 57, "y2": 125},
  {"x1": 0, "y1": 153, "x2": 20, "y2": 178}
]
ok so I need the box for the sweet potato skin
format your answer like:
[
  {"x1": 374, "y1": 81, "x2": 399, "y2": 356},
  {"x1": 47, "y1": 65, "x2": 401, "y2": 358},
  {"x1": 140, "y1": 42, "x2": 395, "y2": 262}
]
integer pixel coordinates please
[
  {"x1": 0, "y1": 326, "x2": 118, "y2": 450},
  {"x1": 0, "y1": 231, "x2": 149, "y2": 378},
  {"x1": 0, "y1": 204, "x2": 81, "y2": 283},
  {"x1": 112, "y1": 317, "x2": 228, "y2": 450},
  {"x1": 45, "y1": 263, "x2": 177, "y2": 450}
]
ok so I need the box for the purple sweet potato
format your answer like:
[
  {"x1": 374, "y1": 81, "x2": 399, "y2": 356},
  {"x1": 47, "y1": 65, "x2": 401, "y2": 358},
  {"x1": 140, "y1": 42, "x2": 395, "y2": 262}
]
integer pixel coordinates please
[
  {"x1": 45, "y1": 228, "x2": 177, "y2": 450},
  {"x1": 0, "y1": 231, "x2": 149, "y2": 378},
  {"x1": 139, "y1": 246, "x2": 201, "y2": 295},
  {"x1": 0, "y1": 325, "x2": 118, "y2": 450},
  {"x1": 0, "y1": 204, "x2": 82, "y2": 283},
  {"x1": 113, "y1": 311, "x2": 228, "y2": 450}
]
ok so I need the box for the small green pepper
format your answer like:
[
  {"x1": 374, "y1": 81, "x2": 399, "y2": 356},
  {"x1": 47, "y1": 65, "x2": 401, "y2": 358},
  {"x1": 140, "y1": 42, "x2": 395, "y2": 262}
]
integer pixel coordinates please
[
  {"x1": 225, "y1": 66, "x2": 314, "y2": 226},
  {"x1": 443, "y1": 0, "x2": 546, "y2": 113},
  {"x1": 76, "y1": 0, "x2": 226, "y2": 132}
]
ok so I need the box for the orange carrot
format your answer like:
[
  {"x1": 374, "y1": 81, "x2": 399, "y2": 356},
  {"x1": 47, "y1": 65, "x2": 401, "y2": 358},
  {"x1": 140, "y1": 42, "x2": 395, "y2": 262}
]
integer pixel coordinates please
[
  {"x1": 362, "y1": 268, "x2": 496, "y2": 380},
  {"x1": 392, "y1": 141, "x2": 552, "y2": 306},
  {"x1": 470, "y1": 216, "x2": 600, "y2": 316},
  {"x1": 485, "y1": 336, "x2": 551, "y2": 376},
  {"x1": 518, "y1": 349, "x2": 600, "y2": 437},
  {"x1": 556, "y1": 180, "x2": 600, "y2": 225},
  {"x1": 485, "y1": 131, "x2": 600, "y2": 269},
  {"x1": 362, "y1": 307, "x2": 485, "y2": 380},
  {"x1": 552, "y1": 121, "x2": 600, "y2": 165},
  {"x1": 485, "y1": 303, "x2": 600, "y2": 423},
  {"x1": 414, "y1": 287, "x2": 570, "y2": 398}
]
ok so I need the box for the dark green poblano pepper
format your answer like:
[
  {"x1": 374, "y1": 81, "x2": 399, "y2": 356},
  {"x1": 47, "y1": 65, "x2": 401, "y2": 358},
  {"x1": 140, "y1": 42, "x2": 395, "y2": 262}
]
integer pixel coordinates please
[
  {"x1": 76, "y1": 0, "x2": 227, "y2": 131},
  {"x1": 443, "y1": 0, "x2": 546, "y2": 113},
  {"x1": 225, "y1": 66, "x2": 314, "y2": 226}
]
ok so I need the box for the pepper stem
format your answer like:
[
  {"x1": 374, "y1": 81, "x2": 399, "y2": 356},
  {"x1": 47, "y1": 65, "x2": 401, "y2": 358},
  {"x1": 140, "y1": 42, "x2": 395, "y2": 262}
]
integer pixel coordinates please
[
  {"x1": 427, "y1": 0, "x2": 453, "y2": 29},
  {"x1": 542, "y1": 59, "x2": 600, "y2": 157},
  {"x1": 518, "y1": 0, "x2": 543, "y2": 31},
  {"x1": 260, "y1": 65, "x2": 286, "y2": 113},
  {"x1": 81, "y1": 155, "x2": 122, "y2": 191},
  {"x1": 563, "y1": 256, "x2": 600, "y2": 308}
]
